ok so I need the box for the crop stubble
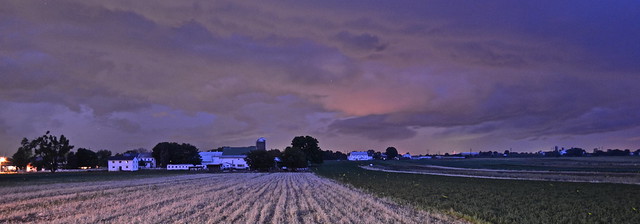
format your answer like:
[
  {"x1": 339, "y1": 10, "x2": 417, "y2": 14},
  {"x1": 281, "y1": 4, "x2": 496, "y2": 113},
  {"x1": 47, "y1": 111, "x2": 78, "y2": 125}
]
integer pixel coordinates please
[{"x1": 0, "y1": 173, "x2": 459, "y2": 223}]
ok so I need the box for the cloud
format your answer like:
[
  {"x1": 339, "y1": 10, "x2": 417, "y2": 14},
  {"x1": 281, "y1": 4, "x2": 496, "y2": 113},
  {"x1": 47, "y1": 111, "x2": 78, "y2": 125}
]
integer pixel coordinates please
[
  {"x1": 1, "y1": 0, "x2": 639, "y2": 155},
  {"x1": 328, "y1": 115, "x2": 417, "y2": 141},
  {"x1": 334, "y1": 31, "x2": 387, "y2": 53}
]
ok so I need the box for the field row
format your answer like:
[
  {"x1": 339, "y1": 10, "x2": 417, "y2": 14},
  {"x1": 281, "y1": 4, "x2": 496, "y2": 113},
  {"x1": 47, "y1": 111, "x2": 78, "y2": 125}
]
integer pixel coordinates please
[
  {"x1": 0, "y1": 173, "x2": 460, "y2": 224},
  {"x1": 316, "y1": 161, "x2": 640, "y2": 224}
]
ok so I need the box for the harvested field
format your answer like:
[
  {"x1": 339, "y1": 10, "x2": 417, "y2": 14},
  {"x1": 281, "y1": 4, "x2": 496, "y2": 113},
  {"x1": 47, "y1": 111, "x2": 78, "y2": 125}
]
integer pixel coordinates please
[{"x1": 0, "y1": 173, "x2": 460, "y2": 224}]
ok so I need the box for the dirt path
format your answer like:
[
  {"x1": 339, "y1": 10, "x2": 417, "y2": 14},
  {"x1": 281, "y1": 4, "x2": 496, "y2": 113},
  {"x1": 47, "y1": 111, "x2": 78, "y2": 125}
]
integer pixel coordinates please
[
  {"x1": 361, "y1": 165, "x2": 640, "y2": 185},
  {"x1": 0, "y1": 173, "x2": 464, "y2": 224}
]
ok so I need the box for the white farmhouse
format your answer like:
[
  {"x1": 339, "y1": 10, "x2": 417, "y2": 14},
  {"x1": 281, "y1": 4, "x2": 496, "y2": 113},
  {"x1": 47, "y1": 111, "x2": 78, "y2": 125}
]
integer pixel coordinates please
[
  {"x1": 108, "y1": 155, "x2": 139, "y2": 171},
  {"x1": 348, "y1": 151, "x2": 373, "y2": 161}
]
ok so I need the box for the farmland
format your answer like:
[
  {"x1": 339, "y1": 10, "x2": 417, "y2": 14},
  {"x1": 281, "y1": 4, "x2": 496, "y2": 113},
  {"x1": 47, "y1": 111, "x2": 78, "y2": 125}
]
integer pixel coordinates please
[
  {"x1": 382, "y1": 157, "x2": 640, "y2": 172},
  {"x1": 0, "y1": 172, "x2": 459, "y2": 224},
  {"x1": 314, "y1": 161, "x2": 640, "y2": 224},
  {"x1": 361, "y1": 157, "x2": 640, "y2": 185},
  {"x1": 0, "y1": 170, "x2": 193, "y2": 187}
]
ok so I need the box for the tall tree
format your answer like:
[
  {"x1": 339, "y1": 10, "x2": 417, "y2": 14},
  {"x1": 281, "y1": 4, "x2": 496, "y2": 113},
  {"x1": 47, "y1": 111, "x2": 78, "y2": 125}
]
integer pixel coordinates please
[
  {"x1": 96, "y1": 150, "x2": 112, "y2": 167},
  {"x1": 281, "y1": 146, "x2": 307, "y2": 169},
  {"x1": 12, "y1": 138, "x2": 34, "y2": 170},
  {"x1": 291, "y1": 136, "x2": 323, "y2": 164},
  {"x1": 76, "y1": 148, "x2": 99, "y2": 168},
  {"x1": 152, "y1": 142, "x2": 202, "y2": 167},
  {"x1": 385, "y1": 147, "x2": 398, "y2": 160},
  {"x1": 33, "y1": 131, "x2": 74, "y2": 173},
  {"x1": 65, "y1": 152, "x2": 78, "y2": 169},
  {"x1": 245, "y1": 150, "x2": 275, "y2": 171}
]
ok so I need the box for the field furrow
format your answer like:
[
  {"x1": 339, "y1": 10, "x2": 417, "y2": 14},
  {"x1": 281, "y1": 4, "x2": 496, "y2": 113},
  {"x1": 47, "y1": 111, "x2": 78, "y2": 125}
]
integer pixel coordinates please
[{"x1": 0, "y1": 172, "x2": 460, "y2": 224}]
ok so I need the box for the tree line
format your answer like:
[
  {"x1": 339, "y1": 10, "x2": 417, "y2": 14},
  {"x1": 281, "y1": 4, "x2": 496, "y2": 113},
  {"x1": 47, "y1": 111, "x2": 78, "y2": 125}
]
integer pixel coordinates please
[
  {"x1": 246, "y1": 136, "x2": 325, "y2": 171},
  {"x1": 11, "y1": 131, "x2": 112, "y2": 172},
  {"x1": 9, "y1": 132, "x2": 344, "y2": 173}
]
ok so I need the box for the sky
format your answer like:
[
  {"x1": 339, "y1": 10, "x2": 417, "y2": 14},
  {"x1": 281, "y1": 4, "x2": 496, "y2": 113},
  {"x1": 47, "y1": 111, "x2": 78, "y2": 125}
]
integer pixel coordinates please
[{"x1": 1, "y1": 0, "x2": 640, "y2": 156}]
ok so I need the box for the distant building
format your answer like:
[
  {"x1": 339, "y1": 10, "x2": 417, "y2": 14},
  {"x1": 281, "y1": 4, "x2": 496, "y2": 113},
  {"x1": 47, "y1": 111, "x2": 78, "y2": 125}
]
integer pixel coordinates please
[
  {"x1": 108, "y1": 155, "x2": 139, "y2": 171},
  {"x1": 198, "y1": 138, "x2": 265, "y2": 170},
  {"x1": 138, "y1": 153, "x2": 156, "y2": 168},
  {"x1": 256, "y1": 137, "x2": 266, "y2": 151},
  {"x1": 220, "y1": 147, "x2": 252, "y2": 170},
  {"x1": 167, "y1": 164, "x2": 205, "y2": 170},
  {"x1": 200, "y1": 151, "x2": 223, "y2": 170},
  {"x1": 402, "y1": 153, "x2": 412, "y2": 159},
  {"x1": 348, "y1": 151, "x2": 373, "y2": 161},
  {"x1": 460, "y1": 152, "x2": 479, "y2": 156}
]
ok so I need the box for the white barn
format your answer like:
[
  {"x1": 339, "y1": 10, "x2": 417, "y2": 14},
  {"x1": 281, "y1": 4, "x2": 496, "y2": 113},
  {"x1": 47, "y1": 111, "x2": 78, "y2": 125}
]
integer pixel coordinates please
[
  {"x1": 138, "y1": 153, "x2": 156, "y2": 168},
  {"x1": 220, "y1": 155, "x2": 249, "y2": 170},
  {"x1": 108, "y1": 155, "x2": 139, "y2": 171},
  {"x1": 198, "y1": 147, "x2": 255, "y2": 170},
  {"x1": 200, "y1": 151, "x2": 223, "y2": 170},
  {"x1": 348, "y1": 151, "x2": 373, "y2": 161},
  {"x1": 219, "y1": 146, "x2": 255, "y2": 170}
]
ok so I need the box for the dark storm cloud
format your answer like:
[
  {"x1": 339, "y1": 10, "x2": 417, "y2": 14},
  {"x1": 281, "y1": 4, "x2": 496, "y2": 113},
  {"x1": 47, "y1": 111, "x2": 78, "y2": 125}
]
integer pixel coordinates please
[
  {"x1": 329, "y1": 73, "x2": 640, "y2": 142},
  {"x1": 1, "y1": 0, "x2": 639, "y2": 155},
  {"x1": 328, "y1": 115, "x2": 417, "y2": 141},
  {"x1": 334, "y1": 31, "x2": 387, "y2": 53}
]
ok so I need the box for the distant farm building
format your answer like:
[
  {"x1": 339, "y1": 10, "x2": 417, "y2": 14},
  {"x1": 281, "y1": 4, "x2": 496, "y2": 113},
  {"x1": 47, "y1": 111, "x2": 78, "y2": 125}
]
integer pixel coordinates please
[
  {"x1": 460, "y1": 152, "x2": 479, "y2": 156},
  {"x1": 256, "y1": 137, "x2": 266, "y2": 151},
  {"x1": 108, "y1": 155, "x2": 139, "y2": 171},
  {"x1": 200, "y1": 151, "x2": 223, "y2": 170},
  {"x1": 348, "y1": 151, "x2": 373, "y2": 161},
  {"x1": 197, "y1": 137, "x2": 266, "y2": 171},
  {"x1": 137, "y1": 153, "x2": 156, "y2": 168},
  {"x1": 220, "y1": 147, "x2": 252, "y2": 170},
  {"x1": 167, "y1": 164, "x2": 205, "y2": 170}
]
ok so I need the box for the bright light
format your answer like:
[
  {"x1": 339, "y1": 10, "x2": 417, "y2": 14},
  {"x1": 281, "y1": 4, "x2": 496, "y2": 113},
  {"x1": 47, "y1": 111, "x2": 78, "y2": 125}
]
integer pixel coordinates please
[{"x1": 0, "y1": 157, "x2": 5, "y2": 173}]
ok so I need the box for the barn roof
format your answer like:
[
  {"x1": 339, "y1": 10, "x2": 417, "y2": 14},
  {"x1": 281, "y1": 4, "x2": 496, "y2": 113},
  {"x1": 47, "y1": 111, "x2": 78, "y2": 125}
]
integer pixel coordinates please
[
  {"x1": 222, "y1": 146, "x2": 256, "y2": 155},
  {"x1": 108, "y1": 155, "x2": 137, "y2": 160}
]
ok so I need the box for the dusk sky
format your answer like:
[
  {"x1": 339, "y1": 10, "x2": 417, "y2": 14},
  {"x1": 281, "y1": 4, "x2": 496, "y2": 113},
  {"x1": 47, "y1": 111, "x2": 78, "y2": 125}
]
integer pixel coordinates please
[{"x1": 2, "y1": 0, "x2": 640, "y2": 156}]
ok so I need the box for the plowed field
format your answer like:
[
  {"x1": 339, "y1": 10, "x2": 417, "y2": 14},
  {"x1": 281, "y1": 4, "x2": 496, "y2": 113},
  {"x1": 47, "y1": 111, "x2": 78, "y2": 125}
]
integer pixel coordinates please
[{"x1": 0, "y1": 173, "x2": 459, "y2": 223}]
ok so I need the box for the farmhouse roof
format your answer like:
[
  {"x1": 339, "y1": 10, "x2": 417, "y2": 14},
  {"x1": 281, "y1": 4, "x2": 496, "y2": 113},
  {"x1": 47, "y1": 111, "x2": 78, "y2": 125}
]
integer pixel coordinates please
[
  {"x1": 138, "y1": 153, "x2": 154, "y2": 158},
  {"x1": 222, "y1": 146, "x2": 256, "y2": 155},
  {"x1": 350, "y1": 151, "x2": 368, "y2": 156},
  {"x1": 108, "y1": 155, "x2": 137, "y2": 160}
]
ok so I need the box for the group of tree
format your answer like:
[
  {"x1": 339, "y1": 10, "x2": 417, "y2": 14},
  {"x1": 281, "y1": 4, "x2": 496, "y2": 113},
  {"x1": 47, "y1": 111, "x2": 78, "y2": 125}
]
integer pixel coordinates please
[
  {"x1": 11, "y1": 131, "x2": 68, "y2": 172},
  {"x1": 245, "y1": 149, "x2": 282, "y2": 172},
  {"x1": 245, "y1": 135, "x2": 324, "y2": 171},
  {"x1": 322, "y1": 150, "x2": 347, "y2": 160},
  {"x1": 66, "y1": 148, "x2": 112, "y2": 169},
  {"x1": 11, "y1": 131, "x2": 115, "y2": 172},
  {"x1": 151, "y1": 142, "x2": 202, "y2": 167},
  {"x1": 592, "y1": 148, "x2": 639, "y2": 156},
  {"x1": 459, "y1": 148, "x2": 640, "y2": 158}
]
